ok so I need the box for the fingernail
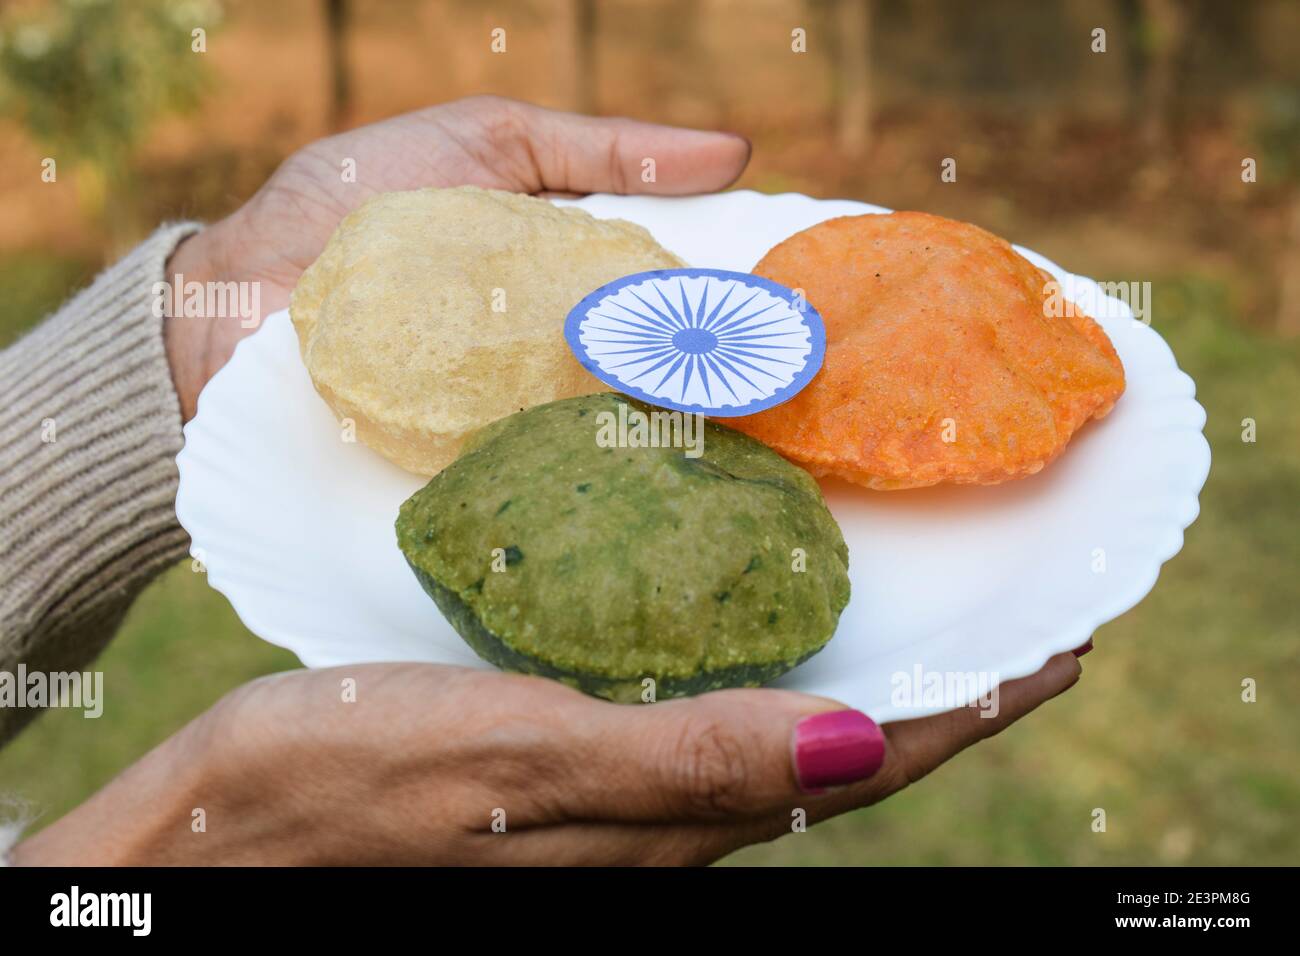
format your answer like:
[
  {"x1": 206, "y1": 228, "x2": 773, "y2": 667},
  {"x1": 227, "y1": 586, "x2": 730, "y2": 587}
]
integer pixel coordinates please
[
  {"x1": 724, "y1": 132, "x2": 753, "y2": 155},
  {"x1": 792, "y1": 710, "x2": 886, "y2": 793},
  {"x1": 1072, "y1": 639, "x2": 1094, "y2": 658}
]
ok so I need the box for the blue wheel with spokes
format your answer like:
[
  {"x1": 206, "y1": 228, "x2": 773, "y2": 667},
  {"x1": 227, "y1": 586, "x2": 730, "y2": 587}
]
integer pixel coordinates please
[{"x1": 564, "y1": 268, "x2": 826, "y2": 416}]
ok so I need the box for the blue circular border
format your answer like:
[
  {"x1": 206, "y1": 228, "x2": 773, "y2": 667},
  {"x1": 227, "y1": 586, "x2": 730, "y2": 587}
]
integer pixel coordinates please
[{"x1": 564, "y1": 267, "x2": 826, "y2": 417}]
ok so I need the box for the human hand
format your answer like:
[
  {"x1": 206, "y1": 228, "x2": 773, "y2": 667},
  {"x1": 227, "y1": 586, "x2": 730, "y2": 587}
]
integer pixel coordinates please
[
  {"x1": 163, "y1": 95, "x2": 752, "y2": 419},
  {"x1": 13, "y1": 655, "x2": 1079, "y2": 865}
]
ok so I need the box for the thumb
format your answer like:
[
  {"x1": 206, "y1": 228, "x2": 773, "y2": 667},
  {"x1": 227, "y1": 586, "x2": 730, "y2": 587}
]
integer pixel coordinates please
[
  {"x1": 565, "y1": 688, "x2": 886, "y2": 824},
  {"x1": 496, "y1": 99, "x2": 752, "y2": 196}
]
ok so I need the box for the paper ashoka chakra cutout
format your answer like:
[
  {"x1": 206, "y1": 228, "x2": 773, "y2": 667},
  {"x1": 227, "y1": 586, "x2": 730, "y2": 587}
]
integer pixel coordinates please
[{"x1": 564, "y1": 268, "x2": 826, "y2": 416}]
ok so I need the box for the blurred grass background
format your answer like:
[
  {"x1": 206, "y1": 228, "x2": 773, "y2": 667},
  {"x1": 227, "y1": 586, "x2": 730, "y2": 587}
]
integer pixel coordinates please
[{"x1": 1, "y1": 0, "x2": 1297, "y2": 864}]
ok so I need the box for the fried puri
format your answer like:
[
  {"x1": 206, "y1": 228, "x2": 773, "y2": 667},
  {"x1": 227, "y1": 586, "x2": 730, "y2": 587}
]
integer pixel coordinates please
[
  {"x1": 290, "y1": 186, "x2": 685, "y2": 476},
  {"x1": 729, "y1": 212, "x2": 1125, "y2": 490},
  {"x1": 396, "y1": 393, "x2": 850, "y2": 701}
]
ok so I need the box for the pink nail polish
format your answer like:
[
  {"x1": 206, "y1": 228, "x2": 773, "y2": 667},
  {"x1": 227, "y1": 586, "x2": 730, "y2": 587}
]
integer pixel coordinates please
[
  {"x1": 1072, "y1": 639, "x2": 1094, "y2": 657},
  {"x1": 793, "y1": 710, "x2": 886, "y2": 793}
]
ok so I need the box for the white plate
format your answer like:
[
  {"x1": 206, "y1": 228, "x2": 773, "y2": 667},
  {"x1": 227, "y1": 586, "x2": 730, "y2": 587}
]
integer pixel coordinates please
[{"x1": 176, "y1": 191, "x2": 1210, "y2": 722}]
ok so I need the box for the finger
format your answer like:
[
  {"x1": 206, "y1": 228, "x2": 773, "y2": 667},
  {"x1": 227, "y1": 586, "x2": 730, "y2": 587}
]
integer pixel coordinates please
[
  {"x1": 442, "y1": 651, "x2": 1076, "y2": 835},
  {"x1": 807, "y1": 651, "x2": 1083, "y2": 821},
  {"x1": 500, "y1": 99, "x2": 751, "y2": 195},
  {"x1": 471, "y1": 659, "x2": 1085, "y2": 869},
  {"x1": 887, "y1": 650, "x2": 1082, "y2": 778},
  {"x1": 530, "y1": 686, "x2": 886, "y2": 826},
  {"x1": 379, "y1": 667, "x2": 873, "y2": 831}
]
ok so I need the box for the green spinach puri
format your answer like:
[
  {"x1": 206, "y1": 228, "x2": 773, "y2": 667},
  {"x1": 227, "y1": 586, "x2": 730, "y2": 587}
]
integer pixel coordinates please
[{"x1": 396, "y1": 393, "x2": 849, "y2": 701}]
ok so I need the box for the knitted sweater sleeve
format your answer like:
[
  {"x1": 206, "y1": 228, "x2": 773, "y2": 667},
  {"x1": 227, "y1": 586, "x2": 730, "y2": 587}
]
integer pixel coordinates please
[{"x1": 0, "y1": 222, "x2": 203, "y2": 746}]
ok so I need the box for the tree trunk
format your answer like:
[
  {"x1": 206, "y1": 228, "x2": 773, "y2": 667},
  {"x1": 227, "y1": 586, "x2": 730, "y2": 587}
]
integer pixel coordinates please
[
  {"x1": 1278, "y1": 191, "x2": 1300, "y2": 336},
  {"x1": 1136, "y1": 0, "x2": 1186, "y2": 152},
  {"x1": 325, "y1": 0, "x2": 352, "y2": 131},
  {"x1": 836, "y1": 0, "x2": 872, "y2": 158},
  {"x1": 559, "y1": 0, "x2": 598, "y2": 113}
]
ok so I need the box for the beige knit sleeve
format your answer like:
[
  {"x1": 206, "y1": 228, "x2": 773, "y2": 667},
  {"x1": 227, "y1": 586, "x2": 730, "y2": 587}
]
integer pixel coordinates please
[{"x1": 0, "y1": 222, "x2": 203, "y2": 746}]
